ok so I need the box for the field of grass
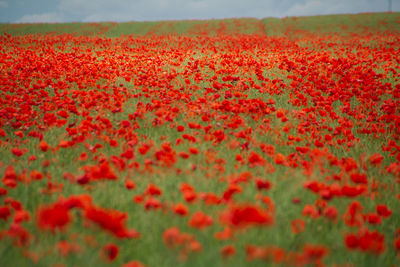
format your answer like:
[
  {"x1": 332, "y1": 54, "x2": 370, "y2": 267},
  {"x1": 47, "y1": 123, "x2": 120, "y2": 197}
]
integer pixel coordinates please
[
  {"x1": 0, "y1": 13, "x2": 399, "y2": 267},
  {"x1": 1, "y1": 13, "x2": 399, "y2": 36}
]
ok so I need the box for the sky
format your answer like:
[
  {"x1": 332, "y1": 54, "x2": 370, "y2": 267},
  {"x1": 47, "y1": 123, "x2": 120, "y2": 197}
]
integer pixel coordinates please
[{"x1": 0, "y1": 0, "x2": 398, "y2": 23}]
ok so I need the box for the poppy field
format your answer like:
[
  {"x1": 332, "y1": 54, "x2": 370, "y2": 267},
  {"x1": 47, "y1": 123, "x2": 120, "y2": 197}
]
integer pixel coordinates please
[{"x1": 0, "y1": 13, "x2": 400, "y2": 267}]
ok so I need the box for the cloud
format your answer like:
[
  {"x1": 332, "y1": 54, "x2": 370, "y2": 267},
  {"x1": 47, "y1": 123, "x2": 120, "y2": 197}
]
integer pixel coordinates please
[
  {"x1": 0, "y1": 1, "x2": 8, "y2": 8},
  {"x1": 58, "y1": 0, "x2": 279, "y2": 21},
  {"x1": 16, "y1": 12, "x2": 64, "y2": 23},
  {"x1": 8, "y1": 0, "x2": 397, "y2": 23},
  {"x1": 283, "y1": 0, "x2": 388, "y2": 17}
]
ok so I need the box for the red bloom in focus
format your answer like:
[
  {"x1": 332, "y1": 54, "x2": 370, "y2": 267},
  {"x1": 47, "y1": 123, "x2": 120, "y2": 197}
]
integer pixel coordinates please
[
  {"x1": 101, "y1": 243, "x2": 119, "y2": 262},
  {"x1": 37, "y1": 203, "x2": 70, "y2": 231}
]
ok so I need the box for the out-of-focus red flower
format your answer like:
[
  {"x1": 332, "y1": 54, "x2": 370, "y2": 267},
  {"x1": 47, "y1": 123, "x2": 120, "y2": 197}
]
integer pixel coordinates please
[
  {"x1": 37, "y1": 203, "x2": 70, "y2": 231},
  {"x1": 122, "y1": 261, "x2": 147, "y2": 267},
  {"x1": 83, "y1": 161, "x2": 117, "y2": 181},
  {"x1": 376, "y1": 204, "x2": 392, "y2": 218},
  {"x1": 163, "y1": 226, "x2": 202, "y2": 258},
  {"x1": 101, "y1": 243, "x2": 119, "y2": 261},
  {"x1": 248, "y1": 151, "x2": 264, "y2": 166},
  {"x1": 245, "y1": 244, "x2": 285, "y2": 263},
  {"x1": 85, "y1": 205, "x2": 139, "y2": 238},
  {"x1": 173, "y1": 203, "x2": 189, "y2": 216},
  {"x1": 395, "y1": 237, "x2": 400, "y2": 252},
  {"x1": 7, "y1": 223, "x2": 31, "y2": 247},
  {"x1": 0, "y1": 206, "x2": 11, "y2": 221},
  {"x1": 343, "y1": 201, "x2": 363, "y2": 227},
  {"x1": 124, "y1": 179, "x2": 135, "y2": 190},
  {"x1": 344, "y1": 229, "x2": 385, "y2": 254},
  {"x1": 145, "y1": 183, "x2": 162, "y2": 196},
  {"x1": 350, "y1": 172, "x2": 368, "y2": 184},
  {"x1": 291, "y1": 219, "x2": 305, "y2": 234},
  {"x1": 39, "y1": 141, "x2": 49, "y2": 152},
  {"x1": 255, "y1": 178, "x2": 271, "y2": 191},
  {"x1": 189, "y1": 147, "x2": 198, "y2": 154},
  {"x1": 57, "y1": 241, "x2": 81, "y2": 257},
  {"x1": 366, "y1": 213, "x2": 382, "y2": 225},
  {"x1": 302, "y1": 204, "x2": 320, "y2": 218},
  {"x1": 220, "y1": 204, "x2": 273, "y2": 228},
  {"x1": 11, "y1": 148, "x2": 26, "y2": 157},
  {"x1": 189, "y1": 211, "x2": 213, "y2": 229},
  {"x1": 274, "y1": 153, "x2": 285, "y2": 165},
  {"x1": 144, "y1": 197, "x2": 162, "y2": 210},
  {"x1": 345, "y1": 233, "x2": 359, "y2": 249},
  {"x1": 368, "y1": 153, "x2": 384, "y2": 166},
  {"x1": 221, "y1": 244, "x2": 236, "y2": 258},
  {"x1": 323, "y1": 206, "x2": 338, "y2": 221}
]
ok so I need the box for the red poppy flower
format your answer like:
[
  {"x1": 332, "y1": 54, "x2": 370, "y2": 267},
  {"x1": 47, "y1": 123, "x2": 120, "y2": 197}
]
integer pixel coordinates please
[
  {"x1": 101, "y1": 243, "x2": 119, "y2": 262},
  {"x1": 85, "y1": 206, "x2": 139, "y2": 238},
  {"x1": 37, "y1": 203, "x2": 70, "y2": 232},
  {"x1": 122, "y1": 261, "x2": 147, "y2": 267},
  {"x1": 291, "y1": 219, "x2": 305, "y2": 234},
  {"x1": 173, "y1": 203, "x2": 189, "y2": 216},
  {"x1": 376, "y1": 204, "x2": 392, "y2": 218},
  {"x1": 0, "y1": 206, "x2": 11, "y2": 221},
  {"x1": 220, "y1": 204, "x2": 273, "y2": 228},
  {"x1": 221, "y1": 244, "x2": 236, "y2": 258},
  {"x1": 39, "y1": 141, "x2": 49, "y2": 152},
  {"x1": 189, "y1": 211, "x2": 213, "y2": 229}
]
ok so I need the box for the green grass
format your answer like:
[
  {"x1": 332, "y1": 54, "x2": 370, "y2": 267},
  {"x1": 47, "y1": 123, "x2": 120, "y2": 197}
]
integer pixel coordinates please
[{"x1": 1, "y1": 12, "x2": 398, "y2": 36}]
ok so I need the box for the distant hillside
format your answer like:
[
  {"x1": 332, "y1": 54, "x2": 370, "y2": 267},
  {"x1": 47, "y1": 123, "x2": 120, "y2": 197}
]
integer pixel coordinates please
[{"x1": 0, "y1": 12, "x2": 398, "y2": 37}]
